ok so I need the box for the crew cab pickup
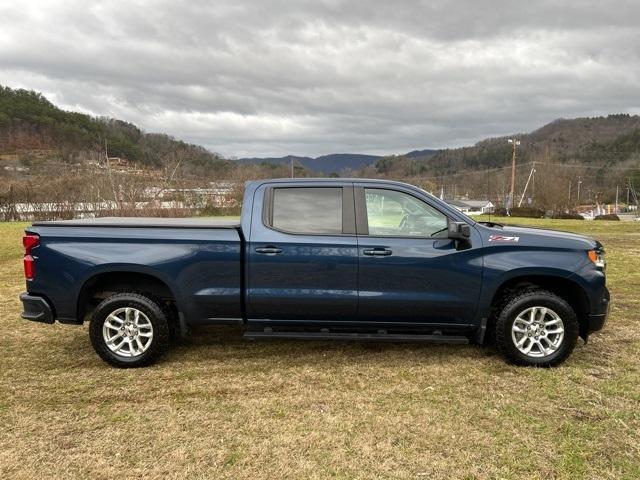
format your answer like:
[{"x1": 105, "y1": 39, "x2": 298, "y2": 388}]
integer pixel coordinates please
[{"x1": 20, "y1": 178, "x2": 610, "y2": 367}]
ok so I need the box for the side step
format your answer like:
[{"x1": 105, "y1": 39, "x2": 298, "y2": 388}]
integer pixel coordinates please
[{"x1": 243, "y1": 329, "x2": 469, "y2": 344}]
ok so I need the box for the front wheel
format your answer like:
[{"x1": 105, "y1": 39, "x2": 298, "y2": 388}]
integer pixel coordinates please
[
  {"x1": 495, "y1": 289, "x2": 579, "y2": 367},
  {"x1": 89, "y1": 292, "x2": 170, "y2": 368}
]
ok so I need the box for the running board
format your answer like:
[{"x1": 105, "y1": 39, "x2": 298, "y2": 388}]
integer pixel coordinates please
[{"x1": 243, "y1": 330, "x2": 469, "y2": 344}]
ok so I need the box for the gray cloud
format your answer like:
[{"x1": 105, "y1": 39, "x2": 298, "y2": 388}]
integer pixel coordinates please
[{"x1": 1, "y1": 0, "x2": 639, "y2": 157}]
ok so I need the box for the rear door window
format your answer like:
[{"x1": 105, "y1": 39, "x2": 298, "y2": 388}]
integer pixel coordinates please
[{"x1": 271, "y1": 187, "x2": 343, "y2": 234}]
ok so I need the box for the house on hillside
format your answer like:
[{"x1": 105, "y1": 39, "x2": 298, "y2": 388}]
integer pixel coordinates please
[{"x1": 447, "y1": 199, "x2": 495, "y2": 215}]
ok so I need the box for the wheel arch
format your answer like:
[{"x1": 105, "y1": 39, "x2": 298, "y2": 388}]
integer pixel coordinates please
[
  {"x1": 76, "y1": 268, "x2": 182, "y2": 323},
  {"x1": 488, "y1": 274, "x2": 591, "y2": 341}
]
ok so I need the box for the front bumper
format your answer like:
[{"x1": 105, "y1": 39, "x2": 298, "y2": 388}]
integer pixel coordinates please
[
  {"x1": 20, "y1": 293, "x2": 54, "y2": 324},
  {"x1": 587, "y1": 287, "x2": 610, "y2": 334}
]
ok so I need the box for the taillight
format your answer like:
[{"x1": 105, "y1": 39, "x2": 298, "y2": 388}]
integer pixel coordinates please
[
  {"x1": 23, "y1": 234, "x2": 39, "y2": 253},
  {"x1": 24, "y1": 255, "x2": 35, "y2": 279},
  {"x1": 23, "y1": 234, "x2": 39, "y2": 280}
]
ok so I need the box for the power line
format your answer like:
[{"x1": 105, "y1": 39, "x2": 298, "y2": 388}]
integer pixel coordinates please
[
  {"x1": 542, "y1": 162, "x2": 639, "y2": 171},
  {"x1": 404, "y1": 162, "x2": 537, "y2": 181}
]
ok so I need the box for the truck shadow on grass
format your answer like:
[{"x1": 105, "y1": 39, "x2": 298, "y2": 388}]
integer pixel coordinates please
[
  {"x1": 51, "y1": 323, "x2": 593, "y2": 370},
  {"x1": 167, "y1": 325, "x2": 503, "y2": 365},
  {"x1": 166, "y1": 324, "x2": 599, "y2": 371}
]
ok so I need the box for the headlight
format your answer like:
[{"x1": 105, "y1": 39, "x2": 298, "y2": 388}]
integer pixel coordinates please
[{"x1": 588, "y1": 249, "x2": 606, "y2": 270}]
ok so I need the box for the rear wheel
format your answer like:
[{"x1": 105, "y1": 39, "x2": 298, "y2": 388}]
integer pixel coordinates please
[
  {"x1": 89, "y1": 292, "x2": 170, "y2": 367},
  {"x1": 495, "y1": 289, "x2": 579, "y2": 367}
]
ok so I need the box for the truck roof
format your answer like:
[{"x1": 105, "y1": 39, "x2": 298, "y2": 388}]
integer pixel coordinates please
[
  {"x1": 248, "y1": 177, "x2": 425, "y2": 186},
  {"x1": 246, "y1": 177, "x2": 440, "y2": 198}
]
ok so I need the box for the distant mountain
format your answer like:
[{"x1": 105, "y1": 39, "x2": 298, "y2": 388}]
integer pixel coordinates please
[
  {"x1": 403, "y1": 149, "x2": 439, "y2": 160},
  {"x1": 237, "y1": 153, "x2": 382, "y2": 174},
  {"x1": 236, "y1": 155, "x2": 312, "y2": 168},
  {"x1": 237, "y1": 150, "x2": 439, "y2": 173},
  {"x1": 239, "y1": 115, "x2": 640, "y2": 177}
]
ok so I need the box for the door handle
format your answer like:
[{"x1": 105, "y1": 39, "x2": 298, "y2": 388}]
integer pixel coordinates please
[
  {"x1": 255, "y1": 246, "x2": 283, "y2": 255},
  {"x1": 363, "y1": 248, "x2": 392, "y2": 256}
]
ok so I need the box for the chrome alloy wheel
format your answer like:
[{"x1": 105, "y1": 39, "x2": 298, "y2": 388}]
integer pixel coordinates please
[
  {"x1": 511, "y1": 306, "x2": 565, "y2": 358},
  {"x1": 102, "y1": 307, "x2": 154, "y2": 357}
]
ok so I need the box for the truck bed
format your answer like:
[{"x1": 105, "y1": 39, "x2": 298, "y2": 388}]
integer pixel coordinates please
[
  {"x1": 26, "y1": 217, "x2": 243, "y2": 323},
  {"x1": 32, "y1": 217, "x2": 240, "y2": 229}
]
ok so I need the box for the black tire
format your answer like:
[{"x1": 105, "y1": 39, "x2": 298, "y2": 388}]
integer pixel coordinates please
[
  {"x1": 133, "y1": 290, "x2": 179, "y2": 343},
  {"x1": 495, "y1": 289, "x2": 579, "y2": 367},
  {"x1": 89, "y1": 292, "x2": 170, "y2": 368}
]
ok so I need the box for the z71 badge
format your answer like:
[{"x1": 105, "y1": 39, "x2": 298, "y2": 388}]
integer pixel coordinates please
[{"x1": 488, "y1": 235, "x2": 520, "y2": 242}]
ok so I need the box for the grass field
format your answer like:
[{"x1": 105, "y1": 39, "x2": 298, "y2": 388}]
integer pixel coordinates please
[{"x1": 0, "y1": 218, "x2": 639, "y2": 479}]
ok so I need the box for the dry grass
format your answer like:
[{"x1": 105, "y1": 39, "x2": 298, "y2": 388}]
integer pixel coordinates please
[{"x1": 0, "y1": 219, "x2": 639, "y2": 479}]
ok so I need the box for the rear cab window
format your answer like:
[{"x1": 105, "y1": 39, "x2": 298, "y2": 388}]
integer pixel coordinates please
[{"x1": 269, "y1": 187, "x2": 344, "y2": 235}]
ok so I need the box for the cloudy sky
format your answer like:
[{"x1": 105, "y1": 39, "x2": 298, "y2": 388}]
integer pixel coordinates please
[{"x1": 1, "y1": 0, "x2": 639, "y2": 158}]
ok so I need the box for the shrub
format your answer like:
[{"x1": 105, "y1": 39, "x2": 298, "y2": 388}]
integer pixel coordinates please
[
  {"x1": 493, "y1": 206, "x2": 545, "y2": 218},
  {"x1": 551, "y1": 212, "x2": 584, "y2": 220},
  {"x1": 594, "y1": 214, "x2": 620, "y2": 221}
]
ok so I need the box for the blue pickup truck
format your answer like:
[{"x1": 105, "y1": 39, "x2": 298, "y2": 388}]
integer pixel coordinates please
[{"x1": 20, "y1": 178, "x2": 609, "y2": 367}]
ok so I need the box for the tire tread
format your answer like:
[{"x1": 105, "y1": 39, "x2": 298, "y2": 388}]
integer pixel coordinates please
[
  {"x1": 495, "y1": 288, "x2": 579, "y2": 367},
  {"x1": 89, "y1": 292, "x2": 170, "y2": 368}
]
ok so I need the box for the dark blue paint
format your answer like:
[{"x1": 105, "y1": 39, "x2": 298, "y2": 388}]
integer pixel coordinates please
[
  {"x1": 22, "y1": 178, "x2": 609, "y2": 340},
  {"x1": 25, "y1": 226, "x2": 242, "y2": 322},
  {"x1": 246, "y1": 182, "x2": 358, "y2": 320}
]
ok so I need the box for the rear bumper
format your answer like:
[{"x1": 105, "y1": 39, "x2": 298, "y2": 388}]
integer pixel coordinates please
[
  {"x1": 587, "y1": 287, "x2": 610, "y2": 334},
  {"x1": 20, "y1": 293, "x2": 54, "y2": 324}
]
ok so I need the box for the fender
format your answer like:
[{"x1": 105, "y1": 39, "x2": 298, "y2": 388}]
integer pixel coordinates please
[
  {"x1": 74, "y1": 263, "x2": 186, "y2": 321},
  {"x1": 476, "y1": 265, "x2": 577, "y2": 322}
]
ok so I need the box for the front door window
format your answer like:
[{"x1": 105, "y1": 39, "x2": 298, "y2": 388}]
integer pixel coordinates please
[{"x1": 364, "y1": 188, "x2": 447, "y2": 237}]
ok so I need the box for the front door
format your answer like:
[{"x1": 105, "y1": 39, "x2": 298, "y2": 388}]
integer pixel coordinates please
[
  {"x1": 247, "y1": 184, "x2": 358, "y2": 322},
  {"x1": 355, "y1": 185, "x2": 483, "y2": 325}
]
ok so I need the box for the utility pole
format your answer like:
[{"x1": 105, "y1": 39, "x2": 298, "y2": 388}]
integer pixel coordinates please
[
  {"x1": 507, "y1": 138, "x2": 520, "y2": 214},
  {"x1": 615, "y1": 185, "x2": 619, "y2": 213},
  {"x1": 577, "y1": 176, "x2": 582, "y2": 205},
  {"x1": 290, "y1": 157, "x2": 294, "y2": 178}
]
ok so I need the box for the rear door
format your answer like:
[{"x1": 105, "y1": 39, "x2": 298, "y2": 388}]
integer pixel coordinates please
[
  {"x1": 355, "y1": 184, "x2": 483, "y2": 325},
  {"x1": 247, "y1": 183, "x2": 358, "y2": 322}
]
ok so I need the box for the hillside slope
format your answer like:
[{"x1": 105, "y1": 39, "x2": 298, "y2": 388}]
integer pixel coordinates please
[
  {"x1": 0, "y1": 85, "x2": 227, "y2": 176},
  {"x1": 2, "y1": 85, "x2": 638, "y2": 178},
  {"x1": 420, "y1": 114, "x2": 640, "y2": 174}
]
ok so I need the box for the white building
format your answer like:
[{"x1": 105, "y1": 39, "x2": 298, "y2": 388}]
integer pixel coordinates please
[{"x1": 447, "y1": 199, "x2": 495, "y2": 215}]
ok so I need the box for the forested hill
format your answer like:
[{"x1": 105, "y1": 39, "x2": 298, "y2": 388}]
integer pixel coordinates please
[
  {"x1": 0, "y1": 85, "x2": 227, "y2": 175},
  {"x1": 2, "y1": 85, "x2": 639, "y2": 178},
  {"x1": 419, "y1": 114, "x2": 640, "y2": 175},
  {"x1": 238, "y1": 116, "x2": 640, "y2": 176}
]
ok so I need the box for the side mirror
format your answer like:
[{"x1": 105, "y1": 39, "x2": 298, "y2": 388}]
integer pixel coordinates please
[{"x1": 448, "y1": 221, "x2": 471, "y2": 240}]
